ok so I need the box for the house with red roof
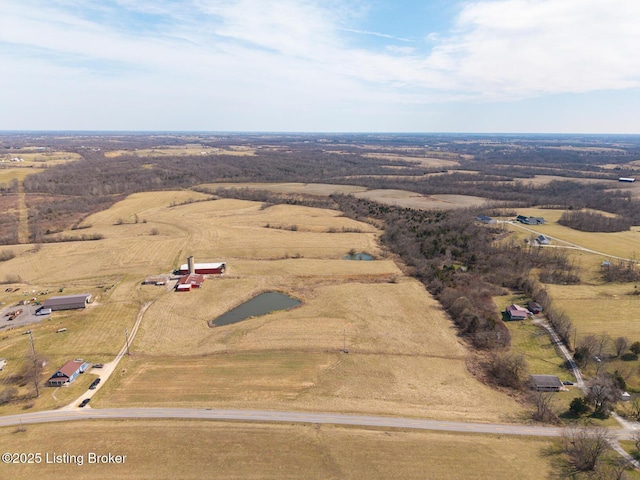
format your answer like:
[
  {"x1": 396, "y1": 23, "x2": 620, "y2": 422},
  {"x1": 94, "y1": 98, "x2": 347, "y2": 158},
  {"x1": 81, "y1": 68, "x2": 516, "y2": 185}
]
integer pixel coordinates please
[
  {"x1": 47, "y1": 359, "x2": 90, "y2": 386},
  {"x1": 506, "y1": 304, "x2": 530, "y2": 321}
]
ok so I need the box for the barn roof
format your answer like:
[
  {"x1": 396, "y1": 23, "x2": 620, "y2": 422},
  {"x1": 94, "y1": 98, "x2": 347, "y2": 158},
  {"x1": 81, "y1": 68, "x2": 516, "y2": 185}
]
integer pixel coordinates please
[{"x1": 43, "y1": 294, "x2": 91, "y2": 307}]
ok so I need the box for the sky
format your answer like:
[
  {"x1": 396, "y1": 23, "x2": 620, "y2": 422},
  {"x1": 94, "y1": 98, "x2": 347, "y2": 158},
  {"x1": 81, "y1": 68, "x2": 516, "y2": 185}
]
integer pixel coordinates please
[{"x1": 1, "y1": 0, "x2": 639, "y2": 133}]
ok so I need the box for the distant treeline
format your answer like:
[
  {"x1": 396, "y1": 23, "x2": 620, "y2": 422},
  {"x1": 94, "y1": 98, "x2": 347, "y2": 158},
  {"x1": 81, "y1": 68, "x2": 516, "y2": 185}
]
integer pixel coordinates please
[{"x1": 0, "y1": 135, "x2": 636, "y2": 244}]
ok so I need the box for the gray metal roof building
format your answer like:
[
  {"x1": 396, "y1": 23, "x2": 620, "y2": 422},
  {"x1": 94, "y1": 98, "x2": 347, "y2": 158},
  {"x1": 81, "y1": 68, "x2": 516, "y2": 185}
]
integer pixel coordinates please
[
  {"x1": 530, "y1": 374, "x2": 564, "y2": 392},
  {"x1": 42, "y1": 294, "x2": 92, "y2": 311}
]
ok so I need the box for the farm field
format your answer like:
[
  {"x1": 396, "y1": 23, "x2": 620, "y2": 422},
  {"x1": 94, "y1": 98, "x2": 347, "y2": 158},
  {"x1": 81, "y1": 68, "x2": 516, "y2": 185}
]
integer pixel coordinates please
[
  {"x1": 105, "y1": 145, "x2": 256, "y2": 157},
  {"x1": 0, "y1": 420, "x2": 555, "y2": 480},
  {"x1": 0, "y1": 191, "x2": 522, "y2": 423},
  {"x1": 201, "y1": 182, "x2": 489, "y2": 210},
  {"x1": 361, "y1": 152, "x2": 460, "y2": 168}
]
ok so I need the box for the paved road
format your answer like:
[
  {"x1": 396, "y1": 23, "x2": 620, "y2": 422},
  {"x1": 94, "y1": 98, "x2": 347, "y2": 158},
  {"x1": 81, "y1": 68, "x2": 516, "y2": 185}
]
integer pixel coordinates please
[{"x1": 0, "y1": 407, "x2": 569, "y2": 437}]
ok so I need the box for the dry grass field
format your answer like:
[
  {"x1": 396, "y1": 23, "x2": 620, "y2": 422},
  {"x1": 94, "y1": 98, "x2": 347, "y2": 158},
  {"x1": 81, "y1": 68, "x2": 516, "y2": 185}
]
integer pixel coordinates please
[
  {"x1": 102, "y1": 278, "x2": 521, "y2": 422},
  {"x1": 0, "y1": 191, "x2": 522, "y2": 423},
  {"x1": 0, "y1": 420, "x2": 555, "y2": 480},
  {"x1": 202, "y1": 182, "x2": 489, "y2": 210},
  {"x1": 361, "y1": 152, "x2": 460, "y2": 169},
  {"x1": 105, "y1": 145, "x2": 256, "y2": 158},
  {"x1": 544, "y1": 283, "x2": 640, "y2": 341}
]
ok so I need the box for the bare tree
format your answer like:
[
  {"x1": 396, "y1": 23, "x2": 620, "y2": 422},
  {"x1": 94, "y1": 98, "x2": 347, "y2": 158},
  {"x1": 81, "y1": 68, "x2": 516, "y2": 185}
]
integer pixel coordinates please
[
  {"x1": 530, "y1": 391, "x2": 557, "y2": 423},
  {"x1": 615, "y1": 336, "x2": 629, "y2": 357},
  {"x1": 563, "y1": 426, "x2": 613, "y2": 472},
  {"x1": 487, "y1": 352, "x2": 528, "y2": 389},
  {"x1": 587, "y1": 373, "x2": 620, "y2": 418}
]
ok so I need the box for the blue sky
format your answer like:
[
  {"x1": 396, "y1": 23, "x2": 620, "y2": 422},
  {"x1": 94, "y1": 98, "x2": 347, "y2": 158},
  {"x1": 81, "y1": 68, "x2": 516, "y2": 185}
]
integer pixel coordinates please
[{"x1": 1, "y1": 0, "x2": 639, "y2": 133}]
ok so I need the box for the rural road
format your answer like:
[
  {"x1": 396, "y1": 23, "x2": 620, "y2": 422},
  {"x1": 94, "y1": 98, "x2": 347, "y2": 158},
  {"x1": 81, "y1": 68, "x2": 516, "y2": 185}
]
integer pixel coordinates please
[{"x1": 0, "y1": 407, "x2": 569, "y2": 437}]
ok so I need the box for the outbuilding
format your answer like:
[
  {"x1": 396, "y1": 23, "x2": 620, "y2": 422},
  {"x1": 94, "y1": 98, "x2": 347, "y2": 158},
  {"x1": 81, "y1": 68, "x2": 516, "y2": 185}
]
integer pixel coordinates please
[
  {"x1": 530, "y1": 374, "x2": 564, "y2": 392},
  {"x1": 176, "y1": 273, "x2": 205, "y2": 292},
  {"x1": 42, "y1": 294, "x2": 92, "y2": 311},
  {"x1": 535, "y1": 235, "x2": 551, "y2": 245},
  {"x1": 527, "y1": 302, "x2": 543, "y2": 314},
  {"x1": 47, "y1": 359, "x2": 90, "y2": 386}
]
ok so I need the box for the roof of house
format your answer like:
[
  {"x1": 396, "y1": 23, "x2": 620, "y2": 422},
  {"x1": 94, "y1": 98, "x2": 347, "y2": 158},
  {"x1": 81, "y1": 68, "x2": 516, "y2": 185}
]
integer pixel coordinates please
[
  {"x1": 55, "y1": 359, "x2": 87, "y2": 378},
  {"x1": 530, "y1": 374, "x2": 563, "y2": 389},
  {"x1": 506, "y1": 304, "x2": 529, "y2": 317}
]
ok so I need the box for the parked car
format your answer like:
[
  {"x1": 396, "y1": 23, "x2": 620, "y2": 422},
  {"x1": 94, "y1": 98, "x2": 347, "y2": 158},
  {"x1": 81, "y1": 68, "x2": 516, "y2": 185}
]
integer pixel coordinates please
[
  {"x1": 78, "y1": 398, "x2": 91, "y2": 408},
  {"x1": 92, "y1": 363, "x2": 104, "y2": 369},
  {"x1": 562, "y1": 381, "x2": 574, "y2": 386},
  {"x1": 89, "y1": 378, "x2": 101, "y2": 389}
]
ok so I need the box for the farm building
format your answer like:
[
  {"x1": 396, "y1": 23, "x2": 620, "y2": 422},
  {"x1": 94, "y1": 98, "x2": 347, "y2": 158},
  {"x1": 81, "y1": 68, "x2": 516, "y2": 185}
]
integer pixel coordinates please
[
  {"x1": 527, "y1": 302, "x2": 543, "y2": 314},
  {"x1": 517, "y1": 215, "x2": 546, "y2": 225},
  {"x1": 176, "y1": 273, "x2": 205, "y2": 292},
  {"x1": 178, "y1": 261, "x2": 226, "y2": 275},
  {"x1": 506, "y1": 304, "x2": 530, "y2": 321},
  {"x1": 46, "y1": 359, "x2": 90, "y2": 386},
  {"x1": 530, "y1": 374, "x2": 563, "y2": 392},
  {"x1": 619, "y1": 177, "x2": 636, "y2": 183},
  {"x1": 42, "y1": 294, "x2": 92, "y2": 311},
  {"x1": 535, "y1": 235, "x2": 551, "y2": 245}
]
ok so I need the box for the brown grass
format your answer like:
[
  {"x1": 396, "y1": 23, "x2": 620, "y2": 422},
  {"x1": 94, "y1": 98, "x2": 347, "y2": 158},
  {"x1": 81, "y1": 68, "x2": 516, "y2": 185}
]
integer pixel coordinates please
[
  {"x1": 0, "y1": 192, "x2": 521, "y2": 422},
  {"x1": 105, "y1": 145, "x2": 256, "y2": 158},
  {"x1": 0, "y1": 420, "x2": 555, "y2": 480}
]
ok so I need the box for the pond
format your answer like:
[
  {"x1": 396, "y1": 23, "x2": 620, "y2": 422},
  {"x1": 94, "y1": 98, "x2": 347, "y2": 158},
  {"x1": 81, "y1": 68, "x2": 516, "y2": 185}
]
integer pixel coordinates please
[
  {"x1": 212, "y1": 292, "x2": 301, "y2": 327},
  {"x1": 343, "y1": 252, "x2": 374, "y2": 261}
]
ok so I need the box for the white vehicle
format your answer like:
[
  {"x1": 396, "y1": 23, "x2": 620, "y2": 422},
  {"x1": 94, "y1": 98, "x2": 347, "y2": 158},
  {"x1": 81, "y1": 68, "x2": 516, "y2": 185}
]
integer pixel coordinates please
[
  {"x1": 0, "y1": 358, "x2": 6, "y2": 371},
  {"x1": 36, "y1": 307, "x2": 52, "y2": 316}
]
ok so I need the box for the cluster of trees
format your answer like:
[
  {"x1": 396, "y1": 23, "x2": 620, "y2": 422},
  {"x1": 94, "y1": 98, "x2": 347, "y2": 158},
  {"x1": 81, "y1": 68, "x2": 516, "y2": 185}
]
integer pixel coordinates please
[
  {"x1": 559, "y1": 210, "x2": 632, "y2": 232},
  {"x1": 601, "y1": 260, "x2": 640, "y2": 283}
]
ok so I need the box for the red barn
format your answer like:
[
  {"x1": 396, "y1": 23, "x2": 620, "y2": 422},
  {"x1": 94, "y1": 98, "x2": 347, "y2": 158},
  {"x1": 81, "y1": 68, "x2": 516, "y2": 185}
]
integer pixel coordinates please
[
  {"x1": 176, "y1": 273, "x2": 205, "y2": 292},
  {"x1": 178, "y1": 262, "x2": 226, "y2": 275}
]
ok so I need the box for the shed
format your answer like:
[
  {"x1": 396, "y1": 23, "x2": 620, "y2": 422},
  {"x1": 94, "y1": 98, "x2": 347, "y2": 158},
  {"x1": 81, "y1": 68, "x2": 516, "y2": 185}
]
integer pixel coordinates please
[
  {"x1": 535, "y1": 235, "x2": 551, "y2": 245},
  {"x1": 47, "y1": 359, "x2": 89, "y2": 386},
  {"x1": 506, "y1": 304, "x2": 530, "y2": 321},
  {"x1": 527, "y1": 302, "x2": 543, "y2": 314},
  {"x1": 530, "y1": 374, "x2": 563, "y2": 392},
  {"x1": 42, "y1": 294, "x2": 92, "y2": 311}
]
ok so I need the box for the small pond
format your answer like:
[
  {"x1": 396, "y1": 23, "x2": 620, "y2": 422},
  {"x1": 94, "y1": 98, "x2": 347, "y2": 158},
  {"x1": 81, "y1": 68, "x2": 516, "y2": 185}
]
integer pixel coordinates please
[
  {"x1": 212, "y1": 292, "x2": 301, "y2": 327},
  {"x1": 343, "y1": 252, "x2": 374, "y2": 261}
]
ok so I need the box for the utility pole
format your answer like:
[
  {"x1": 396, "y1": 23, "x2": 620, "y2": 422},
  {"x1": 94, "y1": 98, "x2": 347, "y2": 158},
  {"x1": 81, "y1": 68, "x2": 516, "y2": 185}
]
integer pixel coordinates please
[
  {"x1": 124, "y1": 328, "x2": 130, "y2": 356},
  {"x1": 28, "y1": 331, "x2": 39, "y2": 398}
]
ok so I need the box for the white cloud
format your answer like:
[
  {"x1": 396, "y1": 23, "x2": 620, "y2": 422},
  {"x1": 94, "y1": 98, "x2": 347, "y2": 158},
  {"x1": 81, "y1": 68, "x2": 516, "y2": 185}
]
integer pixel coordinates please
[
  {"x1": 0, "y1": 0, "x2": 639, "y2": 131},
  {"x1": 426, "y1": 0, "x2": 640, "y2": 99}
]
